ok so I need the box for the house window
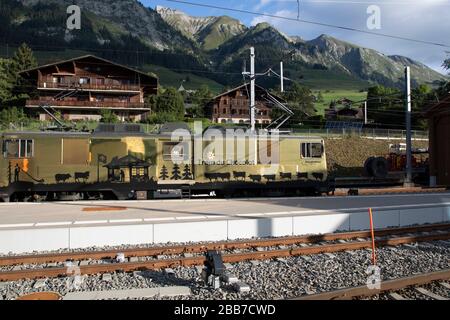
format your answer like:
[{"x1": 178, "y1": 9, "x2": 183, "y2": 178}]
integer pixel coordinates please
[
  {"x1": 96, "y1": 95, "x2": 105, "y2": 102},
  {"x1": 223, "y1": 109, "x2": 227, "y2": 114},
  {"x1": 3, "y1": 139, "x2": 34, "y2": 158},
  {"x1": 79, "y1": 77, "x2": 90, "y2": 85},
  {"x1": 301, "y1": 143, "x2": 323, "y2": 159}
]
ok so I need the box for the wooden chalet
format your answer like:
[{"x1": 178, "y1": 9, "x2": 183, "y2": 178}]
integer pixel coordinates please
[
  {"x1": 206, "y1": 84, "x2": 277, "y2": 125},
  {"x1": 20, "y1": 55, "x2": 158, "y2": 122}
]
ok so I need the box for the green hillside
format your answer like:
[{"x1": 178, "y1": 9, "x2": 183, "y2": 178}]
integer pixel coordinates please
[
  {"x1": 144, "y1": 65, "x2": 224, "y2": 94},
  {"x1": 313, "y1": 90, "x2": 368, "y2": 115}
]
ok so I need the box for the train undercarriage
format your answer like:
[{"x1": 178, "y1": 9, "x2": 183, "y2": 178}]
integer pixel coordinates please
[{"x1": 0, "y1": 179, "x2": 335, "y2": 202}]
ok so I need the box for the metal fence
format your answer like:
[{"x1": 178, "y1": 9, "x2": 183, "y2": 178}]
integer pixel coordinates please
[
  {"x1": 289, "y1": 128, "x2": 429, "y2": 140},
  {"x1": 0, "y1": 122, "x2": 160, "y2": 134},
  {"x1": 0, "y1": 122, "x2": 429, "y2": 140}
]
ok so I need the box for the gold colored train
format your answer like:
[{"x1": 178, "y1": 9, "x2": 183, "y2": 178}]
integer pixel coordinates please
[{"x1": 0, "y1": 124, "x2": 332, "y2": 202}]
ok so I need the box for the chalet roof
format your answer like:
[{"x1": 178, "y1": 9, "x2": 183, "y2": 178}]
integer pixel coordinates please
[
  {"x1": 19, "y1": 55, "x2": 158, "y2": 82},
  {"x1": 424, "y1": 93, "x2": 450, "y2": 117}
]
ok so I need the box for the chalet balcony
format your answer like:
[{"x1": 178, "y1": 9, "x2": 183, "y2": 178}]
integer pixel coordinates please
[
  {"x1": 38, "y1": 79, "x2": 141, "y2": 92},
  {"x1": 214, "y1": 113, "x2": 271, "y2": 120},
  {"x1": 26, "y1": 99, "x2": 150, "y2": 110}
]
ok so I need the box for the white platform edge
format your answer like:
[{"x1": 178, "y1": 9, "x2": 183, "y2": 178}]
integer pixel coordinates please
[{"x1": 0, "y1": 204, "x2": 448, "y2": 254}]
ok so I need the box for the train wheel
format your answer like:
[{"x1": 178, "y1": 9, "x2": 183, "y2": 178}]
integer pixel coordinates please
[
  {"x1": 371, "y1": 157, "x2": 389, "y2": 179},
  {"x1": 364, "y1": 157, "x2": 375, "y2": 177}
]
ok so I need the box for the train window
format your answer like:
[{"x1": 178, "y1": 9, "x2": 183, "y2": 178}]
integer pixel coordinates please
[
  {"x1": 301, "y1": 143, "x2": 323, "y2": 159},
  {"x1": 311, "y1": 143, "x2": 323, "y2": 158},
  {"x1": 163, "y1": 142, "x2": 187, "y2": 162},
  {"x1": 3, "y1": 139, "x2": 33, "y2": 158}
]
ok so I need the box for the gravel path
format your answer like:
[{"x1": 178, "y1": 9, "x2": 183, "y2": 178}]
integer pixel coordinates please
[{"x1": 1, "y1": 241, "x2": 449, "y2": 300}]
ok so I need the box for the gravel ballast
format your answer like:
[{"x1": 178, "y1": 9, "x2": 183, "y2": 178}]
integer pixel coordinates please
[{"x1": 0, "y1": 242, "x2": 449, "y2": 300}]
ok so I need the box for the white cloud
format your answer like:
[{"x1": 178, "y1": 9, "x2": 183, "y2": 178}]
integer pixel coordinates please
[
  {"x1": 251, "y1": 9, "x2": 298, "y2": 26},
  {"x1": 249, "y1": 1, "x2": 450, "y2": 73},
  {"x1": 253, "y1": 0, "x2": 274, "y2": 11}
]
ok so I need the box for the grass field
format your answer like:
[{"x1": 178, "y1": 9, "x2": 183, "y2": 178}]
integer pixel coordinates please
[
  {"x1": 288, "y1": 68, "x2": 370, "y2": 90},
  {"x1": 325, "y1": 137, "x2": 429, "y2": 177},
  {"x1": 313, "y1": 89, "x2": 368, "y2": 115}
]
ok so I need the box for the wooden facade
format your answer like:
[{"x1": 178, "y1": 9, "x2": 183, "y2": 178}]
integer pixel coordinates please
[
  {"x1": 425, "y1": 94, "x2": 450, "y2": 186},
  {"x1": 325, "y1": 106, "x2": 364, "y2": 121},
  {"x1": 206, "y1": 84, "x2": 274, "y2": 125},
  {"x1": 20, "y1": 55, "x2": 158, "y2": 122}
]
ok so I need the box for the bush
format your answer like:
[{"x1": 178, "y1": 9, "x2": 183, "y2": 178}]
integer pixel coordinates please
[
  {"x1": 185, "y1": 117, "x2": 213, "y2": 130},
  {"x1": 144, "y1": 112, "x2": 183, "y2": 124},
  {"x1": 99, "y1": 109, "x2": 119, "y2": 123},
  {"x1": 154, "y1": 87, "x2": 185, "y2": 121},
  {"x1": 0, "y1": 107, "x2": 30, "y2": 126}
]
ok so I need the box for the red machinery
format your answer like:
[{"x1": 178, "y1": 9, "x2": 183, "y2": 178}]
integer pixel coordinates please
[{"x1": 364, "y1": 144, "x2": 429, "y2": 179}]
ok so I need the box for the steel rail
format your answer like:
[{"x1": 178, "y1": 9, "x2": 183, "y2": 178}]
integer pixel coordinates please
[
  {"x1": 0, "y1": 231, "x2": 449, "y2": 282},
  {"x1": 294, "y1": 269, "x2": 450, "y2": 300},
  {"x1": 0, "y1": 223, "x2": 449, "y2": 267}
]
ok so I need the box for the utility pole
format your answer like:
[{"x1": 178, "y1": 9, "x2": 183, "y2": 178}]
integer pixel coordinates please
[
  {"x1": 280, "y1": 61, "x2": 284, "y2": 93},
  {"x1": 404, "y1": 66, "x2": 413, "y2": 187},
  {"x1": 364, "y1": 101, "x2": 368, "y2": 125},
  {"x1": 250, "y1": 47, "x2": 256, "y2": 132},
  {"x1": 242, "y1": 48, "x2": 257, "y2": 164}
]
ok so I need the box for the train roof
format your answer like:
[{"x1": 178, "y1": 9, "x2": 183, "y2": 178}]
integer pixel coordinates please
[
  {"x1": 1, "y1": 130, "x2": 324, "y2": 141},
  {"x1": 1, "y1": 123, "x2": 324, "y2": 141}
]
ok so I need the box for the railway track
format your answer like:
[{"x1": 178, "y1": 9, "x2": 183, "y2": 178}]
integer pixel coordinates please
[
  {"x1": 295, "y1": 269, "x2": 450, "y2": 300},
  {"x1": 0, "y1": 223, "x2": 449, "y2": 282}
]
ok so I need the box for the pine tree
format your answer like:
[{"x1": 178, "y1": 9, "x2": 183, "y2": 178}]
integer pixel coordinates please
[
  {"x1": 9, "y1": 44, "x2": 38, "y2": 105},
  {"x1": 171, "y1": 164, "x2": 181, "y2": 180},
  {"x1": 11, "y1": 43, "x2": 38, "y2": 73},
  {"x1": 0, "y1": 59, "x2": 14, "y2": 104},
  {"x1": 159, "y1": 165, "x2": 169, "y2": 180},
  {"x1": 182, "y1": 165, "x2": 192, "y2": 180}
]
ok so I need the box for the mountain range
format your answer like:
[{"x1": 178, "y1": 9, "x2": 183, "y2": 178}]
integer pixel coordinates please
[{"x1": 0, "y1": 0, "x2": 446, "y2": 90}]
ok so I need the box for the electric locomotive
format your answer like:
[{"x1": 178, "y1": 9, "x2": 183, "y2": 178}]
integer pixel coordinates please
[{"x1": 0, "y1": 124, "x2": 333, "y2": 202}]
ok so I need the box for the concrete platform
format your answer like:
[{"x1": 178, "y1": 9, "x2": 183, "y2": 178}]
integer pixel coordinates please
[{"x1": 0, "y1": 192, "x2": 449, "y2": 254}]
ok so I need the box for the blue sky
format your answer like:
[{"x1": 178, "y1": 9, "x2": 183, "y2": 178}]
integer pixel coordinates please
[{"x1": 142, "y1": 1, "x2": 450, "y2": 74}]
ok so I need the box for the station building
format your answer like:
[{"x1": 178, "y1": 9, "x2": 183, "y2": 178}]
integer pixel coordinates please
[{"x1": 425, "y1": 93, "x2": 450, "y2": 186}]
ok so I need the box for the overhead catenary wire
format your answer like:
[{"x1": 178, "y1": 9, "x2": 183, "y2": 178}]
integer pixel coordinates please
[{"x1": 165, "y1": 0, "x2": 450, "y2": 48}]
